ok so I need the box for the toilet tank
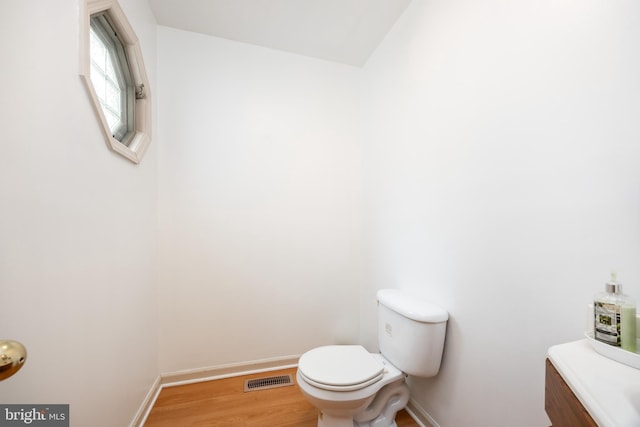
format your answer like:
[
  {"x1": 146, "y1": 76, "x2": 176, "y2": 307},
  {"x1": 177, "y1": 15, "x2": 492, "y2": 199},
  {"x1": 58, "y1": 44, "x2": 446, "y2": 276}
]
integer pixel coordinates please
[{"x1": 377, "y1": 289, "x2": 448, "y2": 377}]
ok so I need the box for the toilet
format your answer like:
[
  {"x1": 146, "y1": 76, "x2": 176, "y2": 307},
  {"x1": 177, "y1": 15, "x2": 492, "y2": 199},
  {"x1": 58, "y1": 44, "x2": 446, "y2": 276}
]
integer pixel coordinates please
[{"x1": 297, "y1": 289, "x2": 448, "y2": 427}]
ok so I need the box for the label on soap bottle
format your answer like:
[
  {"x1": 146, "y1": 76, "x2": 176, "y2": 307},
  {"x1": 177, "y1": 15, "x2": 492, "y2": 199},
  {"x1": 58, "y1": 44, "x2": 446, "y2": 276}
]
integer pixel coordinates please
[{"x1": 595, "y1": 302, "x2": 621, "y2": 346}]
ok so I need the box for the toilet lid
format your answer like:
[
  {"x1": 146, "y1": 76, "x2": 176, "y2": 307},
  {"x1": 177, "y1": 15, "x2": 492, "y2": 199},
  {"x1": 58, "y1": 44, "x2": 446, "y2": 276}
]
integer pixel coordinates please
[{"x1": 298, "y1": 345, "x2": 384, "y2": 391}]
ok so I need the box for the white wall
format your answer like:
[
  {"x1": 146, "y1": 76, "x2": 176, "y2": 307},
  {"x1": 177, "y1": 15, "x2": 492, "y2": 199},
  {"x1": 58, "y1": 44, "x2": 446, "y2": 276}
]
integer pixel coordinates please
[
  {"x1": 5, "y1": 1, "x2": 640, "y2": 425},
  {"x1": 156, "y1": 27, "x2": 363, "y2": 372},
  {"x1": 0, "y1": 1, "x2": 158, "y2": 426},
  {"x1": 360, "y1": 0, "x2": 640, "y2": 426}
]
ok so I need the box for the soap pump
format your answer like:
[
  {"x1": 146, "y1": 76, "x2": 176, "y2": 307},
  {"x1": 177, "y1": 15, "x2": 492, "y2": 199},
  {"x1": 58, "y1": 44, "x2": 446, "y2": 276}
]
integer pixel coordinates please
[{"x1": 594, "y1": 272, "x2": 636, "y2": 352}]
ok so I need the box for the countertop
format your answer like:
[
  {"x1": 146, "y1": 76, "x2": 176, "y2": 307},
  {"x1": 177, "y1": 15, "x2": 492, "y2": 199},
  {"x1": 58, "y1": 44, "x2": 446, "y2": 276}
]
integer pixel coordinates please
[{"x1": 548, "y1": 339, "x2": 640, "y2": 427}]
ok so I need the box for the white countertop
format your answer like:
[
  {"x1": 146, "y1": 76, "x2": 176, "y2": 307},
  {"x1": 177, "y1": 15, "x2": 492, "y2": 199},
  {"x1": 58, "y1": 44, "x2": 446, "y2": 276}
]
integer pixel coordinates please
[{"x1": 548, "y1": 339, "x2": 640, "y2": 427}]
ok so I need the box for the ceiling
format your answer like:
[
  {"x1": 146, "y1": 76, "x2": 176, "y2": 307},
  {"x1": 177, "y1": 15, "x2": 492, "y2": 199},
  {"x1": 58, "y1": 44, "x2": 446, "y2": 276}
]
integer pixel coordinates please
[{"x1": 148, "y1": 0, "x2": 412, "y2": 67}]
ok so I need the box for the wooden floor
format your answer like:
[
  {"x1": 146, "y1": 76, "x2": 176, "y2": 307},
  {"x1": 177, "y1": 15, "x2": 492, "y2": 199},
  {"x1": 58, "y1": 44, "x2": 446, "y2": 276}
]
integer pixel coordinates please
[{"x1": 144, "y1": 368, "x2": 420, "y2": 427}]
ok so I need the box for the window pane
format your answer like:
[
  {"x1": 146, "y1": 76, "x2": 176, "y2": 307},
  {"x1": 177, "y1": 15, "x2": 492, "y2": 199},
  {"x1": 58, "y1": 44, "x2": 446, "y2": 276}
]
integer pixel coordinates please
[
  {"x1": 106, "y1": 83, "x2": 120, "y2": 111},
  {"x1": 88, "y1": 15, "x2": 132, "y2": 143}
]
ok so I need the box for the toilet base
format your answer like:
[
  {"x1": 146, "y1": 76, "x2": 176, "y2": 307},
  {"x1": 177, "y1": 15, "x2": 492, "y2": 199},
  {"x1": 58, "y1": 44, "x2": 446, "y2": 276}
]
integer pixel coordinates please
[
  {"x1": 314, "y1": 379, "x2": 409, "y2": 427},
  {"x1": 354, "y1": 380, "x2": 409, "y2": 427},
  {"x1": 317, "y1": 415, "x2": 399, "y2": 427},
  {"x1": 316, "y1": 413, "x2": 398, "y2": 427},
  {"x1": 317, "y1": 412, "x2": 357, "y2": 427}
]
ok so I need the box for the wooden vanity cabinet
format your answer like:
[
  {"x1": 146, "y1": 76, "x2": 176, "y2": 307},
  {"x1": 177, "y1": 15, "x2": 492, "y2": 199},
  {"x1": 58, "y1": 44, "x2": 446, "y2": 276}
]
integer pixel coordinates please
[{"x1": 545, "y1": 358, "x2": 597, "y2": 427}]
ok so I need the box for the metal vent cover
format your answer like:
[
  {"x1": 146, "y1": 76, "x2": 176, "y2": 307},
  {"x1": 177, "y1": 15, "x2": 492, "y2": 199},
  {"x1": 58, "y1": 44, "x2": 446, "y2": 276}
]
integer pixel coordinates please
[{"x1": 244, "y1": 374, "x2": 294, "y2": 392}]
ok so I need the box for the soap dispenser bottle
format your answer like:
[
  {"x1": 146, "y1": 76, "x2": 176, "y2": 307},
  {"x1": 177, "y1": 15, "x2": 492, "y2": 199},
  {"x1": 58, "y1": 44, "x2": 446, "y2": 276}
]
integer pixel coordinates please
[{"x1": 594, "y1": 272, "x2": 636, "y2": 352}]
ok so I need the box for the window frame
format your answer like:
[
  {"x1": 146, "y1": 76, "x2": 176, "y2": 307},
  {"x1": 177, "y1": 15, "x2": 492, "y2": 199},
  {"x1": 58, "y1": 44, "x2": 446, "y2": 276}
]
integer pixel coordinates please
[{"x1": 80, "y1": 0, "x2": 151, "y2": 164}]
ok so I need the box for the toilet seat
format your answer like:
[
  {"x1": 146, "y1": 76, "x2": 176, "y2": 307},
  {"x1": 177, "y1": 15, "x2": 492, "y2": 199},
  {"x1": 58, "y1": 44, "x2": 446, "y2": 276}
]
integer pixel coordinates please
[{"x1": 298, "y1": 345, "x2": 384, "y2": 392}]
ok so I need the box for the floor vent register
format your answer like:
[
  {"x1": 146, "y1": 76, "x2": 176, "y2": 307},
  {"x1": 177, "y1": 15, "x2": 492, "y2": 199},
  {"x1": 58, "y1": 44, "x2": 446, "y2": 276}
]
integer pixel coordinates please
[{"x1": 244, "y1": 374, "x2": 294, "y2": 392}]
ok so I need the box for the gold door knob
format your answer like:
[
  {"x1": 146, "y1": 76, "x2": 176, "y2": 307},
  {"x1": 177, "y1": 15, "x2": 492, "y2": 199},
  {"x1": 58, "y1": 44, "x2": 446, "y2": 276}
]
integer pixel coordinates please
[{"x1": 0, "y1": 340, "x2": 27, "y2": 381}]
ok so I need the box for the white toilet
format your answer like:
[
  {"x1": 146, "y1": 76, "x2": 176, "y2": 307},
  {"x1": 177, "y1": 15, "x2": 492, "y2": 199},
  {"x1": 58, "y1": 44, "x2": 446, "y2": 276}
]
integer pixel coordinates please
[{"x1": 297, "y1": 289, "x2": 448, "y2": 427}]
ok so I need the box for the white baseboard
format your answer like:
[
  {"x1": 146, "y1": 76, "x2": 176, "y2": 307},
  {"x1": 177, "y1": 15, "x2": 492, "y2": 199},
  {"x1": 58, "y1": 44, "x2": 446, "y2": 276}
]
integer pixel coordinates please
[
  {"x1": 130, "y1": 376, "x2": 162, "y2": 427},
  {"x1": 406, "y1": 398, "x2": 440, "y2": 427},
  {"x1": 160, "y1": 354, "x2": 300, "y2": 387},
  {"x1": 130, "y1": 355, "x2": 300, "y2": 426}
]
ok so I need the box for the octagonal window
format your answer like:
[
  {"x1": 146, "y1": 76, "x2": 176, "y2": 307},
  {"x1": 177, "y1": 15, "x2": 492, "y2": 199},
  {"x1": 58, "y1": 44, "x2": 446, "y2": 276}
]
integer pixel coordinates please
[{"x1": 80, "y1": 0, "x2": 151, "y2": 164}]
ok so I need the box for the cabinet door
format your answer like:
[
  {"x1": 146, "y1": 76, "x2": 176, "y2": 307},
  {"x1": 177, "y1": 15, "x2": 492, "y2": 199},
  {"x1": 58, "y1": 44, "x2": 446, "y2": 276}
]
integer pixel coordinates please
[{"x1": 545, "y1": 358, "x2": 597, "y2": 427}]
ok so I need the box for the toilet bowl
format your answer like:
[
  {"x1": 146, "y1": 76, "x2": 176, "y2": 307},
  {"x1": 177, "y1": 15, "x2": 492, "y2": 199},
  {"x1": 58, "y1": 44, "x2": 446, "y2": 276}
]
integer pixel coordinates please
[
  {"x1": 296, "y1": 346, "x2": 409, "y2": 427},
  {"x1": 296, "y1": 289, "x2": 448, "y2": 427}
]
